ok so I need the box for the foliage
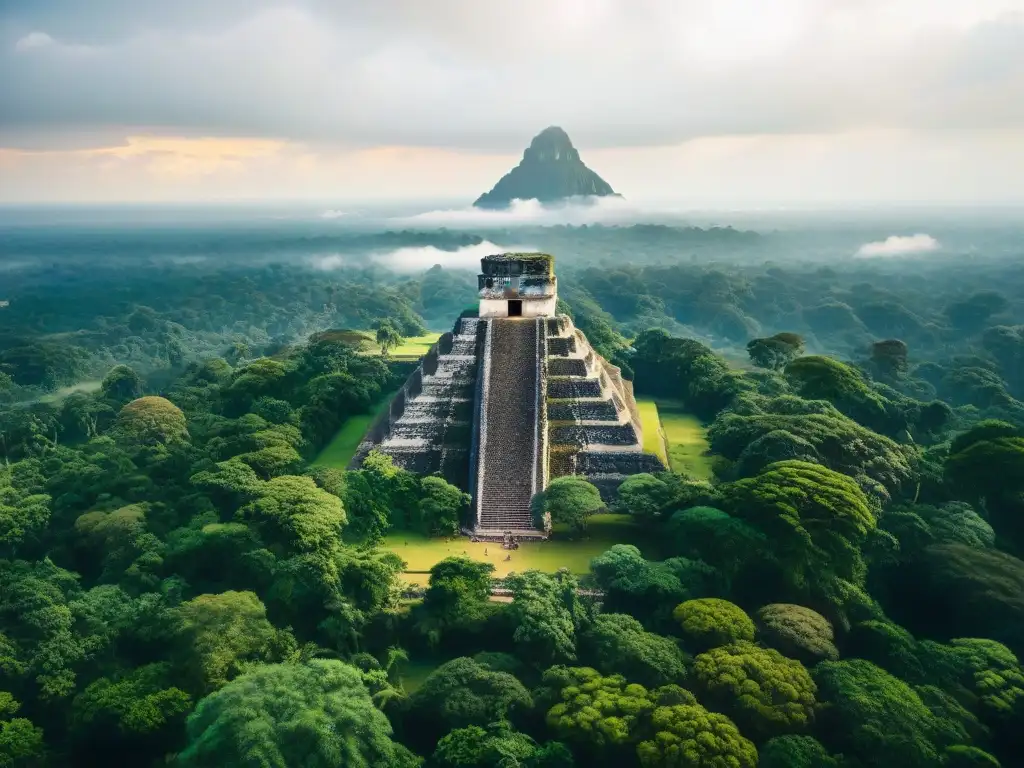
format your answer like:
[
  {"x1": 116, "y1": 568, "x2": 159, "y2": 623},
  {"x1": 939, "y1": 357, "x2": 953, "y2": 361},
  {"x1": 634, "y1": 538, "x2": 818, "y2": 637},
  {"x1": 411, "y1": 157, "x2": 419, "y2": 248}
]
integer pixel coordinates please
[
  {"x1": 580, "y1": 613, "x2": 688, "y2": 688},
  {"x1": 418, "y1": 476, "x2": 469, "y2": 538},
  {"x1": 505, "y1": 570, "x2": 588, "y2": 666},
  {"x1": 176, "y1": 660, "x2": 408, "y2": 767},
  {"x1": 532, "y1": 477, "x2": 604, "y2": 534},
  {"x1": 175, "y1": 590, "x2": 295, "y2": 693},
  {"x1": 591, "y1": 545, "x2": 717, "y2": 630},
  {"x1": 748, "y1": 333, "x2": 805, "y2": 371},
  {"x1": 431, "y1": 722, "x2": 573, "y2": 768},
  {"x1": 693, "y1": 641, "x2": 817, "y2": 738},
  {"x1": 672, "y1": 598, "x2": 755, "y2": 652},
  {"x1": 813, "y1": 659, "x2": 945, "y2": 767},
  {"x1": 758, "y1": 735, "x2": 840, "y2": 768},
  {"x1": 636, "y1": 698, "x2": 758, "y2": 767},
  {"x1": 114, "y1": 396, "x2": 189, "y2": 446},
  {"x1": 722, "y1": 460, "x2": 876, "y2": 602},
  {"x1": 404, "y1": 657, "x2": 532, "y2": 752},
  {"x1": 756, "y1": 603, "x2": 839, "y2": 664},
  {"x1": 541, "y1": 666, "x2": 655, "y2": 752}
]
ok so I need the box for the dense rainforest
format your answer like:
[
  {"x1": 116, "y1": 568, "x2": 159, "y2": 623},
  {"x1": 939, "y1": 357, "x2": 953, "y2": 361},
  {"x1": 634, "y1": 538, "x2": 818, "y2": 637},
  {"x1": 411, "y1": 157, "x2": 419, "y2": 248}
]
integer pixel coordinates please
[{"x1": 2, "y1": 219, "x2": 1024, "y2": 767}]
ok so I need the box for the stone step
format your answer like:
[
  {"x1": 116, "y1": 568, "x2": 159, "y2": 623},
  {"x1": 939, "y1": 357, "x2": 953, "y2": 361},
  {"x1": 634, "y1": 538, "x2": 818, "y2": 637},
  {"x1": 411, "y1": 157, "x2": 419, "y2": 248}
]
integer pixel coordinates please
[{"x1": 477, "y1": 318, "x2": 543, "y2": 532}]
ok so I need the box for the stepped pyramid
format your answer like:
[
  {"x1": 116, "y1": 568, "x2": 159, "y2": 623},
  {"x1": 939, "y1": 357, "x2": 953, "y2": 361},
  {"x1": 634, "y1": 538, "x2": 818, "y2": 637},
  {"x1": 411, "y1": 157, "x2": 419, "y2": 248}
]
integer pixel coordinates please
[{"x1": 352, "y1": 252, "x2": 664, "y2": 539}]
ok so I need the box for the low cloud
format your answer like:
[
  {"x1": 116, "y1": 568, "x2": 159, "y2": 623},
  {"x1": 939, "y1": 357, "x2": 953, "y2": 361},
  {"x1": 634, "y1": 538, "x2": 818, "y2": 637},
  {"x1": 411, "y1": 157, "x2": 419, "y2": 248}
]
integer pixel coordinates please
[
  {"x1": 374, "y1": 240, "x2": 533, "y2": 272},
  {"x1": 856, "y1": 233, "x2": 940, "y2": 257},
  {"x1": 395, "y1": 196, "x2": 673, "y2": 229},
  {"x1": 308, "y1": 239, "x2": 532, "y2": 273}
]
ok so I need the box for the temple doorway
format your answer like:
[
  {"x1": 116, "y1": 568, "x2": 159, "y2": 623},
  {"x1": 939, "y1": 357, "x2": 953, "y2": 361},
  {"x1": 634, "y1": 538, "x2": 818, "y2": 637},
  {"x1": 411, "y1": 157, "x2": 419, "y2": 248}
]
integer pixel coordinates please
[{"x1": 508, "y1": 300, "x2": 523, "y2": 317}]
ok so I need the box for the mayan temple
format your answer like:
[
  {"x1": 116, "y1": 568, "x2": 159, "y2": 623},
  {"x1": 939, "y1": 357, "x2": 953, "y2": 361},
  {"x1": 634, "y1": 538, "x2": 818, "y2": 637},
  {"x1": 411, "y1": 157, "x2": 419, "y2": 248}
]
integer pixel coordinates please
[{"x1": 351, "y1": 253, "x2": 664, "y2": 538}]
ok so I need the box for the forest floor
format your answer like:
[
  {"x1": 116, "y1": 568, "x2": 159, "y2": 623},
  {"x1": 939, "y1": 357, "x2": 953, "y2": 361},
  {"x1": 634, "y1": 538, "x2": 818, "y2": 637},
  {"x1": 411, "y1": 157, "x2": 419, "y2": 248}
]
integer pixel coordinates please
[
  {"x1": 636, "y1": 398, "x2": 713, "y2": 480},
  {"x1": 312, "y1": 393, "x2": 397, "y2": 468},
  {"x1": 385, "y1": 514, "x2": 658, "y2": 586}
]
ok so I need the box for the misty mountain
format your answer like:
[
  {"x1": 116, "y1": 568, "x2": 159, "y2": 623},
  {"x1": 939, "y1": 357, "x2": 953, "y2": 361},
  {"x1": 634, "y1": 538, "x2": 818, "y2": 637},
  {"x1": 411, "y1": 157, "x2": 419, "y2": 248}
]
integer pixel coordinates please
[{"x1": 474, "y1": 126, "x2": 618, "y2": 208}]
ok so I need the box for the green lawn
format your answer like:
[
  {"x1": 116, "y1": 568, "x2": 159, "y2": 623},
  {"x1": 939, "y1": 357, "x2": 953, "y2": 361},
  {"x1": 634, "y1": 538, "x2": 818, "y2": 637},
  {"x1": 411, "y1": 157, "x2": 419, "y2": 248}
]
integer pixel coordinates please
[
  {"x1": 384, "y1": 514, "x2": 656, "y2": 585},
  {"x1": 363, "y1": 333, "x2": 442, "y2": 360},
  {"x1": 636, "y1": 398, "x2": 669, "y2": 464},
  {"x1": 656, "y1": 401, "x2": 714, "y2": 480},
  {"x1": 312, "y1": 394, "x2": 396, "y2": 469}
]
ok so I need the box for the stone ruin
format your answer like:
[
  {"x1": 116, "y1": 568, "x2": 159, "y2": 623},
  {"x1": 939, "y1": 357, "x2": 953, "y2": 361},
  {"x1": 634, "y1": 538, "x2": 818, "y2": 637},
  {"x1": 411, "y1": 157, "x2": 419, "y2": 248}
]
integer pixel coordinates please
[{"x1": 351, "y1": 252, "x2": 665, "y2": 538}]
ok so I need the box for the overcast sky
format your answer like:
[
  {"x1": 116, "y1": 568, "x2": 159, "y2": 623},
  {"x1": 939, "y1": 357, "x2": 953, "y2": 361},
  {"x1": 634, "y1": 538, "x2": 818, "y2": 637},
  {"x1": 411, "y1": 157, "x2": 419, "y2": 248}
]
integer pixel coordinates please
[{"x1": 1, "y1": 0, "x2": 1023, "y2": 205}]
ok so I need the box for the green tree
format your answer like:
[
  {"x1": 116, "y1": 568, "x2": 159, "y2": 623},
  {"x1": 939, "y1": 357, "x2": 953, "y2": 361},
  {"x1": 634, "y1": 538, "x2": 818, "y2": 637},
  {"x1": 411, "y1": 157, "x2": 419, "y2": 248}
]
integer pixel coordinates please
[
  {"x1": 0, "y1": 469, "x2": 50, "y2": 559},
  {"x1": 531, "y1": 477, "x2": 604, "y2": 534},
  {"x1": 423, "y1": 557, "x2": 494, "y2": 619},
  {"x1": 542, "y1": 667, "x2": 654, "y2": 754},
  {"x1": 175, "y1": 590, "x2": 295, "y2": 693},
  {"x1": 693, "y1": 641, "x2": 817, "y2": 738},
  {"x1": 0, "y1": 693, "x2": 45, "y2": 768},
  {"x1": 100, "y1": 364, "x2": 144, "y2": 402},
  {"x1": 590, "y1": 545, "x2": 709, "y2": 629},
  {"x1": 70, "y1": 662, "x2": 191, "y2": 761},
  {"x1": 375, "y1": 322, "x2": 405, "y2": 357},
  {"x1": 756, "y1": 604, "x2": 839, "y2": 664},
  {"x1": 404, "y1": 657, "x2": 532, "y2": 752},
  {"x1": 73, "y1": 503, "x2": 162, "y2": 588},
  {"x1": 114, "y1": 396, "x2": 189, "y2": 447},
  {"x1": 177, "y1": 660, "x2": 409, "y2": 767},
  {"x1": 747, "y1": 333, "x2": 805, "y2": 371},
  {"x1": 708, "y1": 409, "x2": 915, "y2": 500},
  {"x1": 722, "y1": 460, "x2": 876, "y2": 600},
  {"x1": 672, "y1": 598, "x2": 755, "y2": 652},
  {"x1": 580, "y1": 613, "x2": 688, "y2": 688},
  {"x1": 614, "y1": 474, "x2": 673, "y2": 521},
  {"x1": 813, "y1": 658, "x2": 944, "y2": 767},
  {"x1": 418, "y1": 476, "x2": 469, "y2": 537},
  {"x1": 431, "y1": 722, "x2": 572, "y2": 768},
  {"x1": 505, "y1": 570, "x2": 586, "y2": 666},
  {"x1": 758, "y1": 735, "x2": 840, "y2": 768},
  {"x1": 666, "y1": 506, "x2": 763, "y2": 579},
  {"x1": 785, "y1": 355, "x2": 891, "y2": 431},
  {"x1": 636, "y1": 696, "x2": 758, "y2": 768}
]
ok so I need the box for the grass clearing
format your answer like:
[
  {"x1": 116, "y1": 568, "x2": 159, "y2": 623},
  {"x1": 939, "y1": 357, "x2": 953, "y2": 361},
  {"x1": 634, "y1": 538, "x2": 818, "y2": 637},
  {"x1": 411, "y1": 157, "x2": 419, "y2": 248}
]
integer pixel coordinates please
[
  {"x1": 312, "y1": 393, "x2": 396, "y2": 469},
  {"x1": 384, "y1": 514, "x2": 656, "y2": 585},
  {"x1": 363, "y1": 332, "x2": 442, "y2": 360},
  {"x1": 636, "y1": 398, "x2": 669, "y2": 465},
  {"x1": 657, "y1": 400, "x2": 714, "y2": 480}
]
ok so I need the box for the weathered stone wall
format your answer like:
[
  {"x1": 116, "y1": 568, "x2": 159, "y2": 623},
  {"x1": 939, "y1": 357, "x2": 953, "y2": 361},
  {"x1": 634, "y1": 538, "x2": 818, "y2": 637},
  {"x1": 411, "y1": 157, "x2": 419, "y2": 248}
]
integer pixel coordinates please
[
  {"x1": 544, "y1": 314, "x2": 666, "y2": 496},
  {"x1": 351, "y1": 316, "x2": 479, "y2": 489}
]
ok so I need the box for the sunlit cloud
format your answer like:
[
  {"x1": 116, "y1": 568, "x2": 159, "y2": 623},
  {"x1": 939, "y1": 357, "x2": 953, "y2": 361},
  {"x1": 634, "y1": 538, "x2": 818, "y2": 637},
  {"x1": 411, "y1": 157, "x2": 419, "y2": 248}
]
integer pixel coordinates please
[{"x1": 856, "y1": 233, "x2": 941, "y2": 257}]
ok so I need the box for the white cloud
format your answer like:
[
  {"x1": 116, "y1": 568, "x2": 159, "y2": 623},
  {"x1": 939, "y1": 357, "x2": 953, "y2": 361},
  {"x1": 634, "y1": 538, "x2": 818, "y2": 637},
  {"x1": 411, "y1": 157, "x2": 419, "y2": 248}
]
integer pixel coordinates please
[
  {"x1": 373, "y1": 240, "x2": 534, "y2": 272},
  {"x1": 2, "y1": 2, "x2": 1024, "y2": 151},
  {"x1": 856, "y1": 233, "x2": 941, "y2": 257},
  {"x1": 395, "y1": 196, "x2": 677, "y2": 228},
  {"x1": 13, "y1": 32, "x2": 54, "y2": 52}
]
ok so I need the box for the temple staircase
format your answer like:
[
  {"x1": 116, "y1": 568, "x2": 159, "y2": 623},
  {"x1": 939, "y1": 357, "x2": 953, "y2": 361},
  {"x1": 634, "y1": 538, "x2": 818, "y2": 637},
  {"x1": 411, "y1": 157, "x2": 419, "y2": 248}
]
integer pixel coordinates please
[{"x1": 475, "y1": 318, "x2": 545, "y2": 537}]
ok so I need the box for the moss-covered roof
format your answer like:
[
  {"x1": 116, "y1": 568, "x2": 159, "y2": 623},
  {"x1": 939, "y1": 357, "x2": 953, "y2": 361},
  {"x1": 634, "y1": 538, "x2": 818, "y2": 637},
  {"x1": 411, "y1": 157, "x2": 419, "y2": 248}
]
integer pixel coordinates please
[
  {"x1": 483, "y1": 252, "x2": 554, "y2": 263},
  {"x1": 482, "y1": 252, "x2": 554, "y2": 276}
]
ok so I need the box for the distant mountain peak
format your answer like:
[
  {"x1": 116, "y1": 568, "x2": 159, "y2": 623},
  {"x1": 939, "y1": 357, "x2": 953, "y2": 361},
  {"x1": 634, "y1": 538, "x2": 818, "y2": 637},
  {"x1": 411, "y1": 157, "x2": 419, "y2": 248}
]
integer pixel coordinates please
[{"x1": 474, "y1": 126, "x2": 617, "y2": 209}]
